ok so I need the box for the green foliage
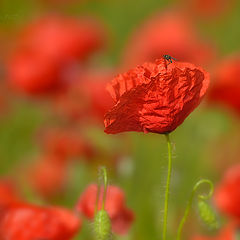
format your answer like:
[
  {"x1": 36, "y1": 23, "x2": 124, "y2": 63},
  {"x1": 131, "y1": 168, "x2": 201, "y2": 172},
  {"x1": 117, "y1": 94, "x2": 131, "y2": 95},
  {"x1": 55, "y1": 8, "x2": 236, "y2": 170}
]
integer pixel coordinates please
[
  {"x1": 0, "y1": 101, "x2": 44, "y2": 175},
  {"x1": 0, "y1": 0, "x2": 240, "y2": 240}
]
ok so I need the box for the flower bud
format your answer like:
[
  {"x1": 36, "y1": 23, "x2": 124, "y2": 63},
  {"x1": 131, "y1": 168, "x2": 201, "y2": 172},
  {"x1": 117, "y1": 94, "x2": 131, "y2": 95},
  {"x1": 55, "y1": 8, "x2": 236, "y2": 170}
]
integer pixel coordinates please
[
  {"x1": 197, "y1": 200, "x2": 219, "y2": 229},
  {"x1": 94, "y1": 209, "x2": 112, "y2": 240}
]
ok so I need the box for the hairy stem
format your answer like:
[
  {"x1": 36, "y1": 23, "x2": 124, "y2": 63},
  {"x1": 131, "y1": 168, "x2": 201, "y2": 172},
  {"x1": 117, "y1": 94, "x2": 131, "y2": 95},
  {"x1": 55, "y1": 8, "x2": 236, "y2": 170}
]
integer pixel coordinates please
[
  {"x1": 101, "y1": 166, "x2": 108, "y2": 210},
  {"x1": 95, "y1": 166, "x2": 108, "y2": 214},
  {"x1": 162, "y1": 133, "x2": 172, "y2": 240}
]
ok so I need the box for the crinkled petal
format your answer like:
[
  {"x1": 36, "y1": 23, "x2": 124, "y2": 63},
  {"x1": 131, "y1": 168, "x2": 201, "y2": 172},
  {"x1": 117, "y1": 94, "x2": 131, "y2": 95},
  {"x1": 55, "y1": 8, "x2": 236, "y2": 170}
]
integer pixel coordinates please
[{"x1": 104, "y1": 59, "x2": 209, "y2": 134}]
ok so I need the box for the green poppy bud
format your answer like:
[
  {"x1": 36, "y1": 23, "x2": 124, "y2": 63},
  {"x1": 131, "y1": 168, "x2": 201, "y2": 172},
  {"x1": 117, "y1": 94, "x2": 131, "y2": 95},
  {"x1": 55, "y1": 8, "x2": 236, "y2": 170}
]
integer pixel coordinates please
[
  {"x1": 94, "y1": 209, "x2": 112, "y2": 240},
  {"x1": 197, "y1": 200, "x2": 219, "y2": 230}
]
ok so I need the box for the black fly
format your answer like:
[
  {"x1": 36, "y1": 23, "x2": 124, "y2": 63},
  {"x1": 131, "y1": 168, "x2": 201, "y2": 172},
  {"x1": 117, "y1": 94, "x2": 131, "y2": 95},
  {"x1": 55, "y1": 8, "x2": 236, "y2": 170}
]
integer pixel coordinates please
[{"x1": 163, "y1": 55, "x2": 177, "y2": 64}]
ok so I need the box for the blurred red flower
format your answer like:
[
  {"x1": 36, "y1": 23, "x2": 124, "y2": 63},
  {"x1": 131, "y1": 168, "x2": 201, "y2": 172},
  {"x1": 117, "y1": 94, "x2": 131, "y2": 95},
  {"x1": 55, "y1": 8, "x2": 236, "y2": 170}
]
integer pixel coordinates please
[
  {"x1": 0, "y1": 180, "x2": 21, "y2": 207},
  {"x1": 8, "y1": 50, "x2": 60, "y2": 94},
  {"x1": 122, "y1": 11, "x2": 215, "y2": 69},
  {"x1": 29, "y1": 155, "x2": 68, "y2": 198},
  {"x1": 214, "y1": 164, "x2": 240, "y2": 221},
  {"x1": 181, "y1": 0, "x2": 235, "y2": 18},
  {"x1": 192, "y1": 223, "x2": 237, "y2": 240},
  {"x1": 39, "y1": 128, "x2": 94, "y2": 160},
  {"x1": 0, "y1": 203, "x2": 81, "y2": 240},
  {"x1": 104, "y1": 58, "x2": 209, "y2": 134},
  {"x1": 29, "y1": 125, "x2": 97, "y2": 199},
  {"x1": 79, "y1": 70, "x2": 115, "y2": 122},
  {"x1": 76, "y1": 184, "x2": 134, "y2": 235},
  {"x1": 54, "y1": 69, "x2": 114, "y2": 123},
  {"x1": 8, "y1": 15, "x2": 106, "y2": 95},
  {"x1": 208, "y1": 55, "x2": 240, "y2": 115},
  {"x1": 18, "y1": 15, "x2": 105, "y2": 63}
]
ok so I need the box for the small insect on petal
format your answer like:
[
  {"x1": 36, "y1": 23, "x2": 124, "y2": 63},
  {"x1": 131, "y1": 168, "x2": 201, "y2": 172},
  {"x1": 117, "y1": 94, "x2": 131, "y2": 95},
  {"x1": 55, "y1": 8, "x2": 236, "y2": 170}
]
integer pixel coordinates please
[{"x1": 163, "y1": 54, "x2": 177, "y2": 63}]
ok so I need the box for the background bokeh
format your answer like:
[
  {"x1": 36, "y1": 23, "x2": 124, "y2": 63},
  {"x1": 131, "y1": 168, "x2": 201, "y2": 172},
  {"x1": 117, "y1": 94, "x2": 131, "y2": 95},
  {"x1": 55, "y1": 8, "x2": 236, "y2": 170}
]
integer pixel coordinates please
[{"x1": 0, "y1": 0, "x2": 240, "y2": 239}]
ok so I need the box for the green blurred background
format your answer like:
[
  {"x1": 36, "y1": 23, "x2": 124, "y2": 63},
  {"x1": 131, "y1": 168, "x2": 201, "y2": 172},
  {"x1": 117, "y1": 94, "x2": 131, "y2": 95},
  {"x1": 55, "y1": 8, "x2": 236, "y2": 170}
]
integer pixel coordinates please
[{"x1": 0, "y1": 0, "x2": 240, "y2": 239}]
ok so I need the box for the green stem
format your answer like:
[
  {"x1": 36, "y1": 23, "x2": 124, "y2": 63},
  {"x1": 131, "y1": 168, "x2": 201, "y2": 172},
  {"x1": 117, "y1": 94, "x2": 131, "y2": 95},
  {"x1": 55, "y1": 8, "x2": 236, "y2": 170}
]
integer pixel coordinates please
[
  {"x1": 162, "y1": 133, "x2": 172, "y2": 240},
  {"x1": 95, "y1": 182, "x2": 100, "y2": 215},
  {"x1": 176, "y1": 179, "x2": 214, "y2": 240},
  {"x1": 95, "y1": 166, "x2": 108, "y2": 214},
  {"x1": 101, "y1": 166, "x2": 108, "y2": 210}
]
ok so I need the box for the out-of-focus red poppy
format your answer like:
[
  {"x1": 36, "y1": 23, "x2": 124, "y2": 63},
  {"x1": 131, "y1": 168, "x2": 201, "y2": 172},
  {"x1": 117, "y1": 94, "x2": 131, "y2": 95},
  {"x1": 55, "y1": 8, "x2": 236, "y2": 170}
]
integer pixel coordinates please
[
  {"x1": 214, "y1": 164, "x2": 240, "y2": 221},
  {"x1": 18, "y1": 15, "x2": 105, "y2": 63},
  {"x1": 192, "y1": 223, "x2": 237, "y2": 240},
  {"x1": 54, "y1": 69, "x2": 114, "y2": 123},
  {"x1": 79, "y1": 70, "x2": 115, "y2": 121},
  {"x1": 0, "y1": 203, "x2": 81, "y2": 240},
  {"x1": 7, "y1": 15, "x2": 106, "y2": 95},
  {"x1": 104, "y1": 58, "x2": 209, "y2": 134},
  {"x1": 122, "y1": 11, "x2": 215, "y2": 69},
  {"x1": 208, "y1": 55, "x2": 240, "y2": 116},
  {"x1": 0, "y1": 180, "x2": 21, "y2": 207},
  {"x1": 8, "y1": 50, "x2": 61, "y2": 95},
  {"x1": 181, "y1": 0, "x2": 235, "y2": 18},
  {"x1": 76, "y1": 184, "x2": 134, "y2": 235},
  {"x1": 39, "y1": 128, "x2": 94, "y2": 160},
  {"x1": 28, "y1": 155, "x2": 68, "y2": 198}
]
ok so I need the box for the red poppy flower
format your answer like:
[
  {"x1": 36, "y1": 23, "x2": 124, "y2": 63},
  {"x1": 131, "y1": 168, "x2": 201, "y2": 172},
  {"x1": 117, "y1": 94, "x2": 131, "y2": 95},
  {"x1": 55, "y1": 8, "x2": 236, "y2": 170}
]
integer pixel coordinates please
[
  {"x1": 104, "y1": 58, "x2": 209, "y2": 134},
  {"x1": 8, "y1": 50, "x2": 61, "y2": 94},
  {"x1": 214, "y1": 164, "x2": 240, "y2": 221},
  {"x1": 208, "y1": 55, "x2": 240, "y2": 115},
  {"x1": 18, "y1": 15, "x2": 105, "y2": 63},
  {"x1": 0, "y1": 180, "x2": 21, "y2": 207},
  {"x1": 7, "y1": 15, "x2": 106, "y2": 95},
  {"x1": 122, "y1": 11, "x2": 215, "y2": 69},
  {"x1": 180, "y1": 0, "x2": 235, "y2": 18},
  {"x1": 192, "y1": 223, "x2": 237, "y2": 240},
  {"x1": 0, "y1": 203, "x2": 81, "y2": 240},
  {"x1": 29, "y1": 155, "x2": 68, "y2": 198},
  {"x1": 76, "y1": 184, "x2": 134, "y2": 235},
  {"x1": 54, "y1": 69, "x2": 114, "y2": 122},
  {"x1": 78, "y1": 70, "x2": 115, "y2": 121},
  {"x1": 39, "y1": 128, "x2": 94, "y2": 160}
]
